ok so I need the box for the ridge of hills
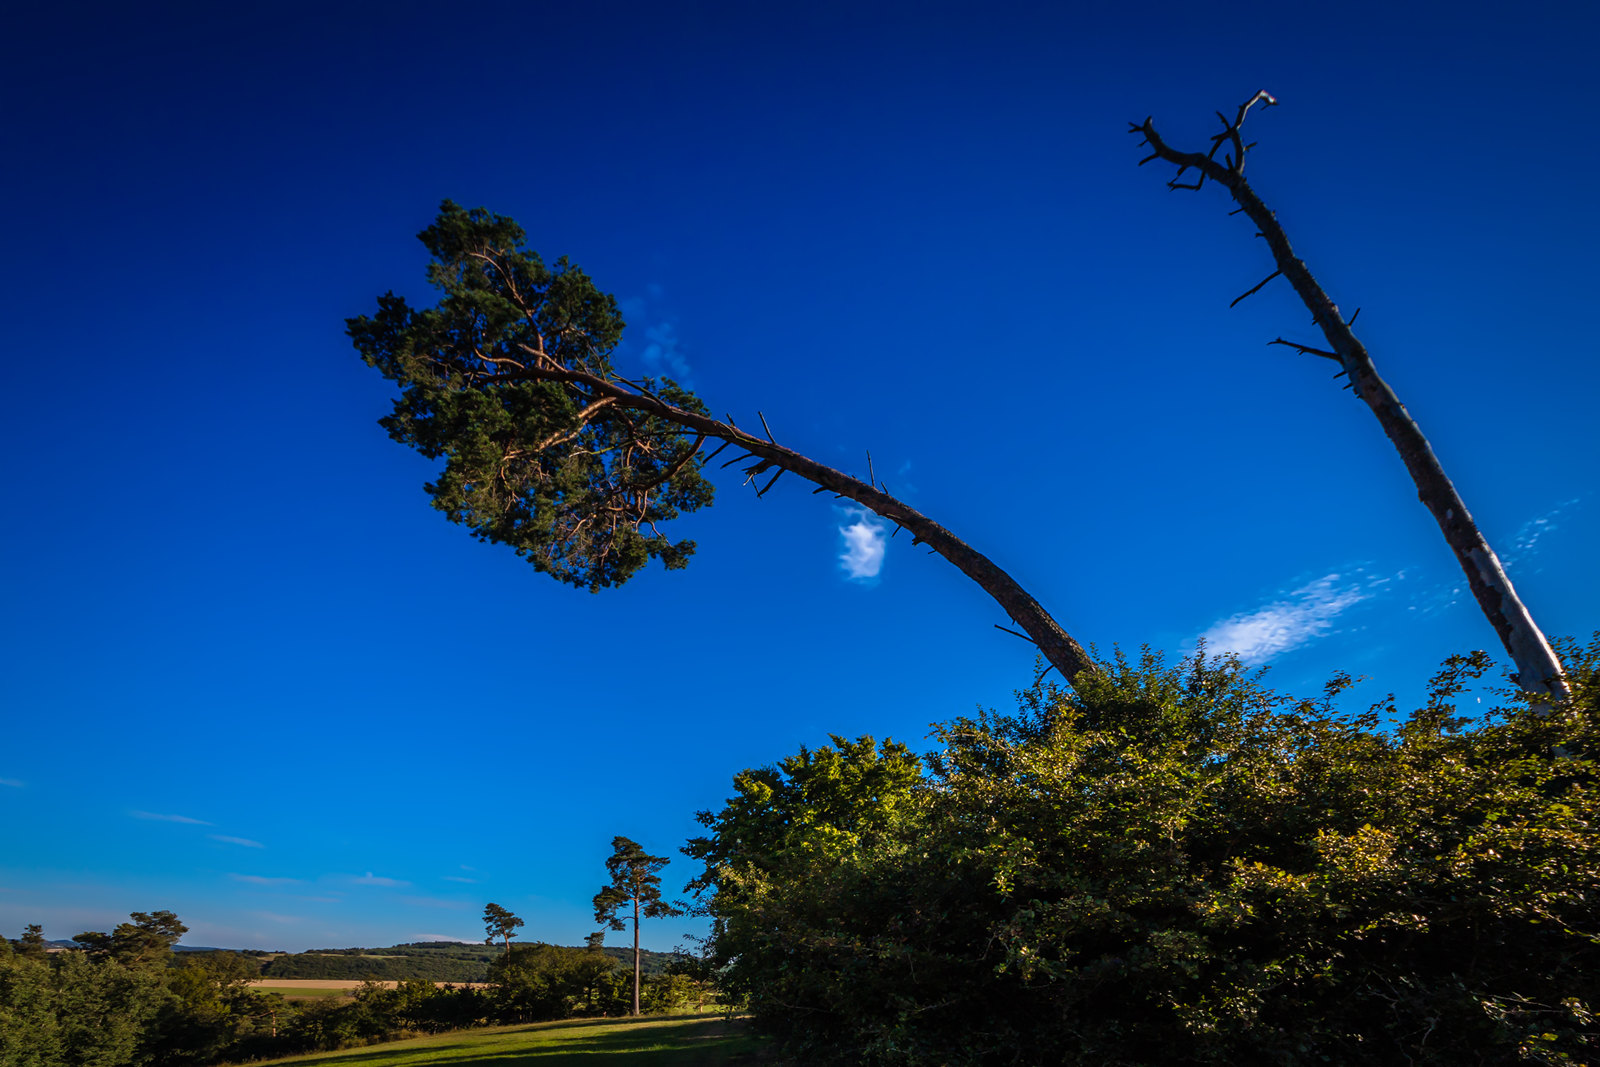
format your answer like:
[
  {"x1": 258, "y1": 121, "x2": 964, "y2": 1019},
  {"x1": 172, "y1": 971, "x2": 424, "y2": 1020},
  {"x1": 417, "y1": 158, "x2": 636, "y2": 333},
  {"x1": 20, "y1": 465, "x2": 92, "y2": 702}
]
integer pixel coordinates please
[
  {"x1": 245, "y1": 941, "x2": 682, "y2": 982},
  {"x1": 40, "y1": 939, "x2": 684, "y2": 982}
]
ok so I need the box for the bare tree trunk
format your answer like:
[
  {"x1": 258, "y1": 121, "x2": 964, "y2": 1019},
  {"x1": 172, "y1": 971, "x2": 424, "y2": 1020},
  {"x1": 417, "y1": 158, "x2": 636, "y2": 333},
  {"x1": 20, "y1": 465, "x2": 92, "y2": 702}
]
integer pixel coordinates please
[
  {"x1": 513, "y1": 363, "x2": 1098, "y2": 687},
  {"x1": 631, "y1": 888, "x2": 641, "y2": 1016},
  {"x1": 1134, "y1": 95, "x2": 1569, "y2": 702}
]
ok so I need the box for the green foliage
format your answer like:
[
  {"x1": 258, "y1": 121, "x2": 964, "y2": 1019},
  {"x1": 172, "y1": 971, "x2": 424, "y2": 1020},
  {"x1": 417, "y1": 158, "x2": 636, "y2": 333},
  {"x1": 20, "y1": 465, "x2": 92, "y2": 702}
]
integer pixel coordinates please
[
  {"x1": 594, "y1": 837, "x2": 682, "y2": 932},
  {"x1": 14, "y1": 924, "x2": 50, "y2": 962},
  {"x1": 51, "y1": 949, "x2": 168, "y2": 1066},
  {"x1": 0, "y1": 947, "x2": 62, "y2": 1066},
  {"x1": 73, "y1": 911, "x2": 186, "y2": 971},
  {"x1": 347, "y1": 202, "x2": 714, "y2": 591},
  {"x1": 260, "y1": 946, "x2": 492, "y2": 983},
  {"x1": 481, "y1": 902, "x2": 524, "y2": 954},
  {"x1": 487, "y1": 942, "x2": 622, "y2": 1022},
  {"x1": 690, "y1": 645, "x2": 1600, "y2": 1065}
]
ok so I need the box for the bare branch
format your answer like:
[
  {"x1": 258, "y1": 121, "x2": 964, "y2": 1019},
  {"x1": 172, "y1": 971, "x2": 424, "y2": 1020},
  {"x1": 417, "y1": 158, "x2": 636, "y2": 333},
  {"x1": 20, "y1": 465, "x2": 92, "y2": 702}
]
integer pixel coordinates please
[
  {"x1": 1230, "y1": 270, "x2": 1282, "y2": 308},
  {"x1": 1268, "y1": 337, "x2": 1340, "y2": 361},
  {"x1": 530, "y1": 396, "x2": 618, "y2": 452},
  {"x1": 755, "y1": 469, "x2": 785, "y2": 497},
  {"x1": 994, "y1": 624, "x2": 1037, "y2": 646}
]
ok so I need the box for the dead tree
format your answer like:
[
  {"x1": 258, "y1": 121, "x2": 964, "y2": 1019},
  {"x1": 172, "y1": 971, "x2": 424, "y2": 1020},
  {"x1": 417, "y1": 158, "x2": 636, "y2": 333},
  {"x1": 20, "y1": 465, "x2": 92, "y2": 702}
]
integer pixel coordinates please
[{"x1": 1132, "y1": 93, "x2": 1570, "y2": 702}]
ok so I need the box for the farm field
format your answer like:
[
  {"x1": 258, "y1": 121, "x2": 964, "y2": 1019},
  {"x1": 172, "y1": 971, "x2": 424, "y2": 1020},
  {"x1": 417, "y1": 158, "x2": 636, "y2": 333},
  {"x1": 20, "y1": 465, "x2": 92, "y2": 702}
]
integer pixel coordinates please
[{"x1": 242, "y1": 1011, "x2": 767, "y2": 1065}]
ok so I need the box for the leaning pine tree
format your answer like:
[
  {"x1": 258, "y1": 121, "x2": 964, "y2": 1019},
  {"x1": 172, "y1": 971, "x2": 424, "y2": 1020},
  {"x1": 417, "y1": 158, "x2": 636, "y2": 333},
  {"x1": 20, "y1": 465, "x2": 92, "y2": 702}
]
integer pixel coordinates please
[
  {"x1": 350, "y1": 113, "x2": 1568, "y2": 700},
  {"x1": 346, "y1": 202, "x2": 1095, "y2": 687}
]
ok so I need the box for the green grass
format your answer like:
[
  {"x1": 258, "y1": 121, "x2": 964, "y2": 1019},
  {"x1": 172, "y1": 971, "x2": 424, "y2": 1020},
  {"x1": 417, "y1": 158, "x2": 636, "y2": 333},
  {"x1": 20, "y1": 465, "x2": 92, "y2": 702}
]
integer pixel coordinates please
[
  {"x1": 244, "y1": 1012, "x2": 768, "y2": 1066},
  {"x1": 255, "y1": 986, "x2": 351, "y2": 1000}
]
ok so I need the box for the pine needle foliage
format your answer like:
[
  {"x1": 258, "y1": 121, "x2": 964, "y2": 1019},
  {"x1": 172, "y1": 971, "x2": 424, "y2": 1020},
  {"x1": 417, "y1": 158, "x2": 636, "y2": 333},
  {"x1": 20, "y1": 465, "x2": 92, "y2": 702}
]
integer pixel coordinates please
[{"x1": 347, "y1": 202, "x2": 713, "y2": 591}]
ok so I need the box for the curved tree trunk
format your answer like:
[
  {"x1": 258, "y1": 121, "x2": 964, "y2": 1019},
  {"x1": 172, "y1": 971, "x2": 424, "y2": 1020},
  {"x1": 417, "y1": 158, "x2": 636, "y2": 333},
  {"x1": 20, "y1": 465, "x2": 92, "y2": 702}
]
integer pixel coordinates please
[
  {"x1": 513, "y1": 362, "x2": 1098, "y2": 687},
  {"x1": 1136, "y1": 98, "x2": 1569, "y2": 702}
]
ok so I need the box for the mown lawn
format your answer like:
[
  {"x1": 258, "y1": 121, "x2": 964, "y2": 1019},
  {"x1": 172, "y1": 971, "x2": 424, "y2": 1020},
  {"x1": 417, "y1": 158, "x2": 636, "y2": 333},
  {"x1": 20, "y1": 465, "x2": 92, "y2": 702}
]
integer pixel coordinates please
[{"x1": 244, "y1": 1012, "x2": 768, "y2": 1065}]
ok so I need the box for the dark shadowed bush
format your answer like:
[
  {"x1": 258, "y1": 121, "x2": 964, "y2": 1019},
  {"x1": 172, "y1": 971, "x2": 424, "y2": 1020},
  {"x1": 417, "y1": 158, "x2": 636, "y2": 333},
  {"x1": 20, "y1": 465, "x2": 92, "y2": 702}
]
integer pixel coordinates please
[{"x1": 688, "y1": 640, "x2": 1600, "y2": 1065}]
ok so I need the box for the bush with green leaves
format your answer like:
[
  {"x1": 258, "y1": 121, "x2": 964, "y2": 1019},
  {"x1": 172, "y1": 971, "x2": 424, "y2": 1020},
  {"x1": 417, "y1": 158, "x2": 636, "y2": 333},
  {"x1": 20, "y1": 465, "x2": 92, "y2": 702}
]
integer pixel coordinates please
[
  {"x1": 687, "y1": 642, "x2": 1600, "y2": 1065},
  {"x1": 487, "y1": 941, "x2": 626, "y2": 1023}
]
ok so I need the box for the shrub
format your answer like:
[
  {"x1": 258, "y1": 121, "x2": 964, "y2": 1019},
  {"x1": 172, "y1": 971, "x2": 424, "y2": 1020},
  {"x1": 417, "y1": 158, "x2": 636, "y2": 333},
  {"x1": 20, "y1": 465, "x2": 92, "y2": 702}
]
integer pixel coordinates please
[{"x1": 689, "y1": 642, "x2": 1600, "y2": 1064}]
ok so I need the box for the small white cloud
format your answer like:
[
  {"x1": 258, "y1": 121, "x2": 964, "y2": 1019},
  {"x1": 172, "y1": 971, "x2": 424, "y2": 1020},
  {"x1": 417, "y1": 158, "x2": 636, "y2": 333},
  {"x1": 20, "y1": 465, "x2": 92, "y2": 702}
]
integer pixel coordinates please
[
  {"x1": 230, "y1": 874, "x2": 300, "y2": 886},
  {"x1": 209, "y1": 834, "x2": 265, "y2": 848},
  {"x1": 132, "y1": 811, "x2": 212, "y2": 825},
  {"x1": 838, "y1": 508, "x2": 887, "y2": 581},
  {"x1": 1201, "y1": 573, "x2": 1377, "y2": 665},
  {"x1": 0, "y1": 778, "x2": 22, "y2": 788},
  {"x1": 350, "y1": 873, "x2": 410, "y2": 888},
  {"x1": 442, "y1": 875, "x2": 477, "y2": 884}
]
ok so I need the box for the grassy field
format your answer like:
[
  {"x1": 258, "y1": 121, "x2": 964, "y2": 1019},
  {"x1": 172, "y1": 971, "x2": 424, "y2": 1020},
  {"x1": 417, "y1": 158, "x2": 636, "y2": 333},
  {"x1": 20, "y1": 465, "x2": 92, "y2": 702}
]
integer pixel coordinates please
[
  {"x1": 254, "y1": 985, "x2": 348, "y2": 1004},
  {"x1": 243, "y1": 1011, "x2": 768, "y2": 1065}
]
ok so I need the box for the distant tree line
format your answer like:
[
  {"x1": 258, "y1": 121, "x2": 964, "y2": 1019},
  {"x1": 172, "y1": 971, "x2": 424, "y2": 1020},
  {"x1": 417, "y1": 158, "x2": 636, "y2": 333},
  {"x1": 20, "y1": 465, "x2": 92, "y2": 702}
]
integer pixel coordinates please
[
  {"x1": 259, "y1": 951, "x2": 490, "y2": 983},
  {"x1": 0, "y1": 914, "x2": 704, "y2": 1065},
  {"x1": 686, "y1": 640, "x2": 1600, "y2": 1064}
]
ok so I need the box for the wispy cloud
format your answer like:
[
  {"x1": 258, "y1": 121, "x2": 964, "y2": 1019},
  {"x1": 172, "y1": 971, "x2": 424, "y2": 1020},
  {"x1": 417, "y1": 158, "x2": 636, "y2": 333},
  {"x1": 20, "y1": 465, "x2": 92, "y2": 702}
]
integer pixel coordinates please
[
  {"x1": 230, "y1": 874, "x2": 301, "y2": 886},
  {"x1": 622, "y1": 285, "x2": 692, "y2": 384},
  {"x1": 210, "y1": 835, "x2": 264, "y2": 848},
  {"x1": 1502, "y1": 497, "x2": 1582, "y2": 571},
  {"x1": 402, "y1": 896, "x2": 471, "y2": 910},
  {"x1": 641, "y1": 321, "x2": 691, "y2": 382},
  {"x1": 293, "y1": 895, "x2": 341, "y2": 904},
  {"x1": 131, "y1": 811, "x2": 211, "y2": 825},
  {"x1": 838, "y1": 508, "x2": 887, "y2": 581},
  {"x1": 249, "y1": 911, "x2": 301, "y2": 925},
  {"x1": 1201, "y1": 572, "x2": 1386, "y2": 665},
  {"x1": 0, "y1": 778, "x2": 22, "y2": 788},
  {"x1": 349, "y1": 872, "x2": 410, "y2": 888},
  {"x1": 442, "y1": 875, "x2": 477, "y2": 884}
]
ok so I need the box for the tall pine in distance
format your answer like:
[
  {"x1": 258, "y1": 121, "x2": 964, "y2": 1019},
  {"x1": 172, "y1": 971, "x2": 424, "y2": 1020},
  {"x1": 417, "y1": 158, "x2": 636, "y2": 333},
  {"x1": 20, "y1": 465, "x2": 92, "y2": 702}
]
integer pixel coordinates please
[
  {"x1": 482, "y1": 903, "x2": 523, "y2": 956},
  {"x1": 593, "y1": 837, "x2": 682, "y2": 1016}
]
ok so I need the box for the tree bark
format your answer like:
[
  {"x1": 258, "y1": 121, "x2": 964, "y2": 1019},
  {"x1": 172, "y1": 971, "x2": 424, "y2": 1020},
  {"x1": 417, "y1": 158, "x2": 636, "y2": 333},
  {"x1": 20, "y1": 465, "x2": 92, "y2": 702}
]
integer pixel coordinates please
[
  {"x1": 631, "y1": 884, "x2": 641, "y2": 1016},
  {"x1": 512, "y1": 362, "x2": 1098, "y2": 688},
  {"x1": 1136, "y1": 102, "x2": 1569, "y2": 702}
]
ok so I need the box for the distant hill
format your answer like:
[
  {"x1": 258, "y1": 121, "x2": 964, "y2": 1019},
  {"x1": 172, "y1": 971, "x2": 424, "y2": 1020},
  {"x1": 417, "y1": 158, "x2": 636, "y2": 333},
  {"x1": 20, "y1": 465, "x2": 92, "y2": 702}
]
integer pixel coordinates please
[{"x1": 250, "y1": 940, "x2": 684, "y2": 982}]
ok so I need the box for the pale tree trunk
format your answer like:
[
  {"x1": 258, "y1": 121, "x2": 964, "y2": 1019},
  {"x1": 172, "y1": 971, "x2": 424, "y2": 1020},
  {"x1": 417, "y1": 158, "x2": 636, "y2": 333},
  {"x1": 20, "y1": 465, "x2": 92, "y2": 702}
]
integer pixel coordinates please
[{"x1": 1135, "y1": 94, "x2": 1570, "y2": 703}]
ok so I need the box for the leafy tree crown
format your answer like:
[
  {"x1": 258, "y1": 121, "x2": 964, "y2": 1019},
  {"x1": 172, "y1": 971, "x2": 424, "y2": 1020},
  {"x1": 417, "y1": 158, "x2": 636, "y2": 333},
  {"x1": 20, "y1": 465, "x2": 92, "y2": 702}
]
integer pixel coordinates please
[
  {"x1": 593, "y1": 836, "x2": 682, "y2": 930},
  {"x1": 347, "y1": 201, "x2": 714, "y2": 592}
]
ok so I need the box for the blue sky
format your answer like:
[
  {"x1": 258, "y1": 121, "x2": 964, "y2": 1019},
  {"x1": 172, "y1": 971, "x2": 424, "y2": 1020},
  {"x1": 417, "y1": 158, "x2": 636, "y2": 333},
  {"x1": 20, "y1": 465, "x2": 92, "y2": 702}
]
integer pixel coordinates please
[{"x1": 2, "y1": 1, "x2": 1596, "y2": 953}]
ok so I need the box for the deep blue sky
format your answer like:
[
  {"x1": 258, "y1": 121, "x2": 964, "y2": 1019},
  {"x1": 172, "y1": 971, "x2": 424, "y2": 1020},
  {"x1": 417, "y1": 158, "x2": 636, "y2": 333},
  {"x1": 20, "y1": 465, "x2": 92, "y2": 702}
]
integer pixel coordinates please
[{"x1": 3, "y1": 1, "x2": 1596, "y2": 952}]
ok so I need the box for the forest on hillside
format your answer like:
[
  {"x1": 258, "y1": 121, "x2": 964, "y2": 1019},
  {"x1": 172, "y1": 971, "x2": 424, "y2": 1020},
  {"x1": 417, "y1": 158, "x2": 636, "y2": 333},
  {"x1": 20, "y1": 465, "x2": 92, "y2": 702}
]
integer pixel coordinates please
[{"x1": 257, "y1": 941, "x2": 678, "y2": 982}]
